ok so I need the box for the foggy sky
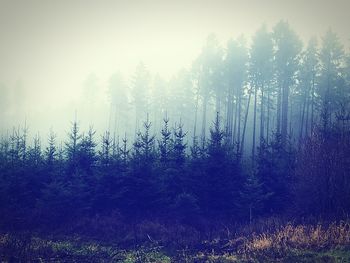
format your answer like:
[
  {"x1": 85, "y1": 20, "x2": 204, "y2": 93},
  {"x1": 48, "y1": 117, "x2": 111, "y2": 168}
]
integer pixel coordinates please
[{"x1": 0, "y1": 0, "x2": 349, "y2": 137}]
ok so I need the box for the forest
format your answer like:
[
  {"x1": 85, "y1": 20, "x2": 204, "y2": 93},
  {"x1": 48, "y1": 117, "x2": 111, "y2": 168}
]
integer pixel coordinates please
[{"x1": 1, "y1": 20, "x2": 350, "y2": 262}]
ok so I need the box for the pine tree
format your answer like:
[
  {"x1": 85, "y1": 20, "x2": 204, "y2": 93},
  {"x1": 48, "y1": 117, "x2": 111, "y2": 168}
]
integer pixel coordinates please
[
  {"x1": 119, "y1": 133, "x2": 129, "y2": 170},
  {"x1": 249, "y1": 25, "x2": 274, "y2": 159},
  {"x1": 45, "y1": 130, "x2": 57, "y2": 166},
  {"x1": 172, "y1": 121, "x2": 187, "y2": 166},
  {"x1": 65, "y1": 121, "x2": 82, "y2": 175},
  {"x1": 201, "y1": 112, "x2": 239, "y2": 217},
  {"x1": 78, "y1": 126, "x2": 96, "y2": 174},
  {"x1": 319, "y1": 29, "x2": 345, "y2": 131},
  {"x1": 99, "y1": 131, "x2": 112, "y2": 167},
  {"x1": 27, "y1": 134, "x2": 42, "y2": 166},
  {"x1": 239, "y1": 173, "x2": 271, "y2": 223},
  {"x1": 273, "y1": 21, "x2": 302, "y2": 144},
  {"x1": 296, "y1": 37, "x2": 319, "y2": 142},
  {"x1": 256, "y1": 134, "x2": 295, "y2": 213},
  {"x1": 194, "y1": 34, "x2": 223, "y2": 142},
  {"x1": 159, "y1": 116, "x2": 172, "y2": 165},
  {"x1": 225, "y1": 37, "x2": 248, "y2": 149},
  {"x1": 140, "y1": 115, "x2": 156, "y2": 163}
]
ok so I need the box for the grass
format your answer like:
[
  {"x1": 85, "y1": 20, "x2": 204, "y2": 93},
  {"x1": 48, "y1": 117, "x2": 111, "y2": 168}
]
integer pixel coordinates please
[
  {"x1": 237, "y1": 221, "x2": 350, "y2": 262},
  {"x1": 1, "y1": 220, "x2": 350, "y2": 262},
  {"x1": 0, "y1": 234, "x2": 170, "y2": 262}
]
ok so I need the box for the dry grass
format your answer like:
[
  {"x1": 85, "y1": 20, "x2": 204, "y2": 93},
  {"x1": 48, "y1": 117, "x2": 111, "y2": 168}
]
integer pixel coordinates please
[
  {"x1": 1, "y1": 220, "x2": 350, "y2": 262},
  {"x1": 170, "y1": 220, "x2": 350, "y2": 262},
  {"x1": 238, "y1": 221, "x2": 350, "y2": 261}
]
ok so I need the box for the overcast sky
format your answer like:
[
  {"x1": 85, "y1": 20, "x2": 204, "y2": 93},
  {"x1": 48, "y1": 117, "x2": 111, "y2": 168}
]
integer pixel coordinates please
[{"x1": 0, "y1": 0, "x2": 349, "y2": 135}]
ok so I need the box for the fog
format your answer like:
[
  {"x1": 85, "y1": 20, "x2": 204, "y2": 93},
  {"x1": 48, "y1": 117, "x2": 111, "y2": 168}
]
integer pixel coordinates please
[{"x1": 0, "y1": 0, "x2": 349, "y2": 142}]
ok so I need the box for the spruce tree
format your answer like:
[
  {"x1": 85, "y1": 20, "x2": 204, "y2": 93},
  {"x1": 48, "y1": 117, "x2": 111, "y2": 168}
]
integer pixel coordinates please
[
  {"x1": 45, "y1": 130, "x2": 57, "y2": 167},
  {"x1": 159, "y1": 116, "x2": 172, "y2": 165},
  {"x1": 239, "y1": 173, "x2": 271, "y2": 223},
  {"x1": 202, "y1": 113, "x2": 239, "y2": 217},
  {"x1": 172, "y1": 121, "x2": 187, "y2": 166}
]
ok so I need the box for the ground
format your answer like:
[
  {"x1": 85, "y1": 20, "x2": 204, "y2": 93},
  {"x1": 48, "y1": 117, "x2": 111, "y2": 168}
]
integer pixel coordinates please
[{"x1": 1, "y1": 221, "x2": 350, "y2": 262}]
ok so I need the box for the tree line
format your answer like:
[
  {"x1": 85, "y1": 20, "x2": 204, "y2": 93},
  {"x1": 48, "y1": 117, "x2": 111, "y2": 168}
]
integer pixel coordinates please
[
  {"x1": 1, "y1": 20, "x2": 350, "y2": 230},
  {"x1": 0, "y1": 111, "x2": 349, "y2": 230},
  {"x1": 103, "y1": 21, "x2": 350, "y2": 159}
]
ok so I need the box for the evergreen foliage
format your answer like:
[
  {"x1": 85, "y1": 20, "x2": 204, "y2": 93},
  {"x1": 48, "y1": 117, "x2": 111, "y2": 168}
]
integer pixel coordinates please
[{"x1": 1, "y1": 22, "x2": 350, "y2": 231}]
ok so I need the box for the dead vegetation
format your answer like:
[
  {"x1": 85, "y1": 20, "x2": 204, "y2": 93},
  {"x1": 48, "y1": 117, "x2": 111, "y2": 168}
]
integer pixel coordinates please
[{"x1": 1, "y1": 220, "x2": 350, "y2": 262}]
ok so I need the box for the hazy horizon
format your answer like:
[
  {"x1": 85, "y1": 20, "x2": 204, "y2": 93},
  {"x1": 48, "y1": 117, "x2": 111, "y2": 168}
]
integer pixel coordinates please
[{"x1": 1, "y1": 0, "x2": 350, "y2": 139}]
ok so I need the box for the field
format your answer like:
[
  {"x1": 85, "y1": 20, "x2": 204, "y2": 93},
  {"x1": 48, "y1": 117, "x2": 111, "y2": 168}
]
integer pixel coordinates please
[{"x1": 1, "y1": 220, "x2": 350, "y2": 262}]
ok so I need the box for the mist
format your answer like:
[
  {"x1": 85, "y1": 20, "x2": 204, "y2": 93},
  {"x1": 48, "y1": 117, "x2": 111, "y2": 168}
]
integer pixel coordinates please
[
  {"x1": 2, "y1": 1, "x2": 350, "y2": 261},
  {"x1": 1, "y1": 0, "x2": 350, "y2": 142}
]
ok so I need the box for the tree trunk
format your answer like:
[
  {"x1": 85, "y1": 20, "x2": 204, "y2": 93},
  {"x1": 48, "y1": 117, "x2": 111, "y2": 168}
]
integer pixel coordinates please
[
  {"x1": 276, "y1": 83, "x2": 282, "y2": 134},
  {"x1": 266, "y1": 89, "x2": 271, "y2": 144},
  {"x1": 237, "y1": 85, "x2": 242, "y2": 151},
  {"x1": 281, "y1": 80, "x2": 289, "y2": 144},
  {"x1": 226, "y1": 83, "x2": 234, "y2": 144},
  {"x1": 241, "y1": 88, "x2": 252, "y2": 156},
  {"x1": 193, "y1": 87, "x2": 200, "y2": 141},
  {"x1": 305, "y1": 87, "x2": 310, "y2": 138},
  {"x1": 201, "y1": 94, "x2": 208, "y2": 145},
  {"x1": 260, "y1": 84, "x2": 265, "y2": 146},
  {"x1": 233, "y1": 88, "x2": 238, "y2": 143},
  {"x1": 252, "y1": 85, "x2": 258, "y2": 162},
  {"x1": 310, "y1": 75, "x2": 315, "y2": 135},
  {"x1": 299, "y1": 86, "x2": 307, "y2": 144}
]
